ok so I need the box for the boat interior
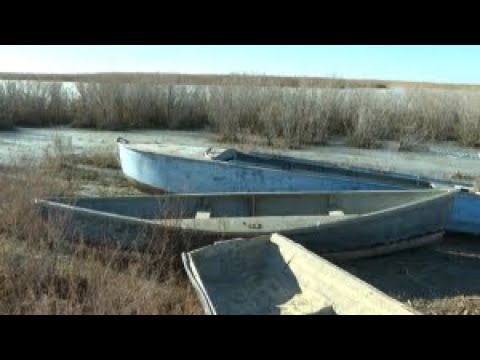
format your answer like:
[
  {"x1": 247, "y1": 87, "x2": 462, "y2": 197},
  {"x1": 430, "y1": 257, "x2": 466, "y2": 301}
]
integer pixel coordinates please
[
  {"x1": 39, "y1": 190, "x2": 448, "y2": 220},
  {"x1": 185, "y1": 235, "x2": 336, "y2": 315},
  {"x1": 213, "y1": 149, "x2": 436, "y2": 188},
  {"x1": 185, "y1": 234, "x2": 415, "y2": 315}
]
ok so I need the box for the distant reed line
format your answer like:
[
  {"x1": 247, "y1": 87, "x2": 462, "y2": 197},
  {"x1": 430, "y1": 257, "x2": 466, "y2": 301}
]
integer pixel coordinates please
[{"x1": 0, "y1": 80, "x2": 479, "y2": 149}]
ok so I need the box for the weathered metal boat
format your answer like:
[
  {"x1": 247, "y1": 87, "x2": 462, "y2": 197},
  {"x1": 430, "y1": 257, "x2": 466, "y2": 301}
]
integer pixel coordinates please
[
  {"x1": 116, "y1": 138, "x2": 480, "y2": 235},
  {"x1": 182, "y1": 233, "x2": 419, "y2": 315},
  {"x1": 35, "y1": 189, "x2": 453, "y2": 254}
]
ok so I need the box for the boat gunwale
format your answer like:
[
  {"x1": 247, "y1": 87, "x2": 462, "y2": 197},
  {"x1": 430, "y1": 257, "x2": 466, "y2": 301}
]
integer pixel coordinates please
[
  {"x1": 248, "y1": 151, "x2": 474, "y2": 188},
  {"x1": 181, "y1": 251, "x2": 219, "y2": 315},
  {"x1": 38, "y1": 188, "x2": 454, "y2": 202}
]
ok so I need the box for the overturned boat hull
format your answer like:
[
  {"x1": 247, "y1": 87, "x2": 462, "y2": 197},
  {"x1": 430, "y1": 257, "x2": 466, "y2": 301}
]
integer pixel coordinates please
[
  {"x1": 117, "y1": 140, "x2": 480, "y2": 236},
  {"x1": 182, "y1": 233, "x2": 419, "y2": 315}
]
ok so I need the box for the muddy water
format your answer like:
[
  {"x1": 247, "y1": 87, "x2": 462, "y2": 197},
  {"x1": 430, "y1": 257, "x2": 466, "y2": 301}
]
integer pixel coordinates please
[{"x1": 0, "y1": 127, "x2": 479, "y2": 183}]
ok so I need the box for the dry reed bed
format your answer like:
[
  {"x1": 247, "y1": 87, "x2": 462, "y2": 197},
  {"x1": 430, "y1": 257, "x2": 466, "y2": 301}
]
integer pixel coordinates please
[
  {"x1": 2, "y1": 72, "x2": 480, "y2": 90},
  {"x1": 1, "y1": 80, "x2": 480, "y2": 148},
  {"x1": 0, "y1": 142, "x2": 202, "y2": 315}
]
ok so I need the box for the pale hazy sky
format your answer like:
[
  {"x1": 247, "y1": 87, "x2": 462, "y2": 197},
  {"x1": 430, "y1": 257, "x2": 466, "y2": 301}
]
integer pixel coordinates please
[{"x1": 0, "y1": 45, "x2": 478, "y2": 84}]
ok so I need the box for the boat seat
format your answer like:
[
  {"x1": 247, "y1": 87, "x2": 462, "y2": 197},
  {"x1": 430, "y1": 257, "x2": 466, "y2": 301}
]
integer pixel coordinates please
[
  {"x1": 329, "y1": 210, "x2": 345, "y2": 216},
  {"x1": 195, "y1": 211, "x2": 211, "y2": 219}
]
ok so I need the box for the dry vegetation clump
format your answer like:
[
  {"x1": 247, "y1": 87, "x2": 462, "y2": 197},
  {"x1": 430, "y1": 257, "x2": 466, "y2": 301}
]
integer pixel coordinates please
[
  {"x1": 258, "y1": 88, "x2": 331, "y2": 148},
  {"x1": 0, "y1": 233, "x2": 201, "y2": 314},
  {"x1": 71, "y1": 151, "x2": 120, "y2": 169},
  {"x1": 208, "y1": 85, "x2": 335, "y2": 149},
  {"x1": 0, "y1": 84, "x2": 14, "y2": 129},
  {"x1": 207, "y1": 85, "x2": 475, "y2": 150},
  {"x1": 457, "y1": 92, "x2": 480, "y2": 147},
  {"x1": 73, "y1": 82, "x2": 208, "y2": 130},
  {"x1": 0, "y1": 140, "x2": 202, "y2": 314},
  {"x1": 335, "y1": 89, "x2": 480, "y2": 150},
  {"x1": 0, "y1": 81, "x2": 72, "y2": 127},
  {"x1": 341, "y1": 91, "x2": 396, "y2": 148},
  {"x1": 207, "y1": 85, "x2": 263, "y2": 143},
  {"x1": 402, "y1": 90, "x2": 459, "y2": 141}
]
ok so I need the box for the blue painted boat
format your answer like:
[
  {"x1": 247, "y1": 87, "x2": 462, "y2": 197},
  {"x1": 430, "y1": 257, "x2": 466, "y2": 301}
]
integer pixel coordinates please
[{"x1": 116, "y1": 138, "x2": 480, "y2": 236}]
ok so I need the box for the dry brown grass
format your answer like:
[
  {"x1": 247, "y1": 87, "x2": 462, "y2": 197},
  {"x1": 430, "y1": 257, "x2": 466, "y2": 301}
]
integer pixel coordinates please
[
  {"x1": 2, "y1": 76, "x2": 480, "y2": 150},
  {"x1": 0, "y1": 81, "x2": 72, "y2": 128},
  {"x1": 457, "y1": 93, "x2": 480, "y2": 147},
  {"x1": 0, "y1": 235, "x2": 201, "y2": 315},
  {"x1": 72, "y1": 152, "x2": 119, "y2": 169},
  {"x1": 207, "y1": 85, "x2": 480, "y2": 149},
  {"x1": 208, "y1": 85, "x2": 339, "y2": 149},
  {"x1": 0, "y1": 142, "x2": 202, "y2": 315},
  {"x1": 207, "y1": 85, "x2": 262, "y2": 144},
  {"x1": 73, "y1": 82, "x2": 208, "y2": 130}
]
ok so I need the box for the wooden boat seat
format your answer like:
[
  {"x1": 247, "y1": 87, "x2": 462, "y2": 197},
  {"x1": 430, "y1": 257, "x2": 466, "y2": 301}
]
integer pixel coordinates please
[{"x1": 195, "y1": 211, "x2": 211, "y2": 219}]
